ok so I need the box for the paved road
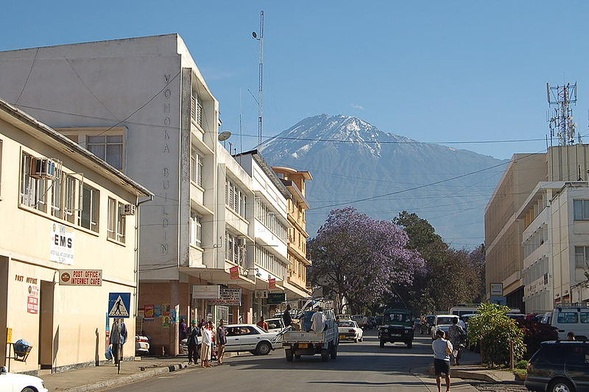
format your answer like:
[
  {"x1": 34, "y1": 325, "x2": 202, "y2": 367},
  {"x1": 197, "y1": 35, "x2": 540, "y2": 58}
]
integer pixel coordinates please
[{"x1": 107, "y1": 330, "x2": 448, "y2": 391}]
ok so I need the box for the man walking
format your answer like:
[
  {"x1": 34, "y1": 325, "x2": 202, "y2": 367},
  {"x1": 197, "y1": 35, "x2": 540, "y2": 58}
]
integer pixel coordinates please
[
  {"x1": 187, "y1": 320, "x2": 199, "y2": 364},
  {"x1": 216, "y1": 319, "x2": 227, "y2": 365},
  {"x1": 448, "y1": 317, "x2": 466, "y2": 365},
  {"x1": 432, "y1": 329, "x2": 453, "y2": 392}
]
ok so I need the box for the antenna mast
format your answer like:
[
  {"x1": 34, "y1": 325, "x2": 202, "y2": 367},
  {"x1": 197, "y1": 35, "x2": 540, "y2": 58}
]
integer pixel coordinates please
[
  {"x1": 252, "y1": 10, "x2": 265, "y2": 146},
  {"x1": 547, "y1": 82, "x2": 578, "y2": 146}
]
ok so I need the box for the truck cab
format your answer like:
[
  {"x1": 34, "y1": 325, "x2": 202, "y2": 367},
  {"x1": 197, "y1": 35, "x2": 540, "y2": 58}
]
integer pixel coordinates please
[{"x1": 378, "y1": 309, "x2": 414, "y2": 348}]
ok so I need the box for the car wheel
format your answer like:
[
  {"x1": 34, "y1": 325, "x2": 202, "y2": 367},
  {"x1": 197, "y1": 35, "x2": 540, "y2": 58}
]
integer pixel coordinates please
[
  {"x1": 407, "y1": 341, "x2": 413, "y2": 349},
  {"x1": 549, "y1": 379, "x2": 574, "y2": 392},
  {"x1": 256, "y1": 341, "x2": 272, "y2": 356},
  {"x1": 295, "y1": 354, "x2": 301, "y2": 359},
  {"x1": 321, "y1": 349, "x2": 329, "y2": 362},
  {"x1": 285, "y1": 349, "x2": 293, "y2": 362},
  {"x1": 380, "y1": 340, "x2": 385, "y2": 348},
  {"x1": 354, "y1": 337, "x2": 358, "y2": 343}
]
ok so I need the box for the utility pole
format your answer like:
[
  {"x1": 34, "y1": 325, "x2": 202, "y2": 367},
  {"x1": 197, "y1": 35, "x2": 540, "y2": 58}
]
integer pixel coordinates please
[{"x1": 252, "y1": 10, "x2": 265, "y2": 146}]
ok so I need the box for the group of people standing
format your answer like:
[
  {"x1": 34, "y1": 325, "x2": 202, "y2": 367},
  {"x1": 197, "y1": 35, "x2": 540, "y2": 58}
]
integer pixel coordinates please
[{"x1": 179, "y1": 318, "x2": 228, "y2": 368}]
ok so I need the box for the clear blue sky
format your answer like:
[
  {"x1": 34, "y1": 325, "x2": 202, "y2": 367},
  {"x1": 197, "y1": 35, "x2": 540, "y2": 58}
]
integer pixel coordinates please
[{"x1": 2, "y1": 1, "x2": 588, "y2": 160}]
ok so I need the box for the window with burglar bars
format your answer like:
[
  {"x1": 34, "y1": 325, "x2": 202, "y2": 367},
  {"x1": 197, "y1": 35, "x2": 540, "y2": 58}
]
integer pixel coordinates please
[
  {"x1": 225, "y1": 179, "x2": 247, "y2": 219},
  {"x1": 190, "y1": 146, "x2": 203, "y2": 186}
]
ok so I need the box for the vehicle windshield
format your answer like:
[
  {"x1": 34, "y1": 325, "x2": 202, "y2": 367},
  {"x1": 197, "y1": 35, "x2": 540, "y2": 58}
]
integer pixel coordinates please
[
  {"x1": 384, "y1": 313, "x2": 410, "y2": 323},
  {"x1": 436, "y1": 317, "x2": 456, "y2": 325},
  {"x1": 339, "y1": 321, "x2": 354, "y2": 327}
]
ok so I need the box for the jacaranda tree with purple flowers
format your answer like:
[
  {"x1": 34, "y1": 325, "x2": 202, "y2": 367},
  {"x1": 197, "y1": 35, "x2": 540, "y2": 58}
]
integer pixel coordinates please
[{"x1": 307, "y1": 207, "x2": 426, "y2": 314}]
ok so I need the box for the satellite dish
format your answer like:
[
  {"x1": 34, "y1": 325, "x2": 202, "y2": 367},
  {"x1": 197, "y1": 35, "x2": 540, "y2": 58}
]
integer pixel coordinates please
[
  {"x1": 252, "y1": 31, "x2": 258, "y2": 39},
  {"x1": 218, "y1": 131, "x2": 232, "y2": 141}
]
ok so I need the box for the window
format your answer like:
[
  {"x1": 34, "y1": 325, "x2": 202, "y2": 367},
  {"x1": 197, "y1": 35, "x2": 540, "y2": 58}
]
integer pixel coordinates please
[
  {"x1": 574, "y1": 200, "x2": 589, "y2": 221},
  {"x1": 80, "y1": 184, "x2": 99, "y2": 232},
  {"x1": 107, "y1": 197, "x2": 125, "y2": 243},
  {"x1": 64, "y1": 175, "x2": 80, "y2": 224},
  {"x1": 575, "y1": 246, "x2": 589, "y2": 269},
  {"x1": 189, "y1": 211, "x2": 202, "y2": 247},
  {"x1": 556, "y1": 311, "x2": 578, "y2": 324},
  {"x1": 20, "y1": 153, "x2": 48, "y2": 212},
  {"x1": 191, "y1": 94, "x2": 203, "y2": 127},
  {"x1": 57, "y1": 128, "x2": 125, "y2": 171},
  {"x1": 190, "y1": 146, "x2": 203, "y2": 186},
  {"x1": 225, "y1": 179, "x2": 247, "y2": 219},
  {"x1": 87, "y1": 135, "x2": 123, "y2": 170},
  {"x1": 225, "y1": 232, "x2": 246, "y2": 266}
]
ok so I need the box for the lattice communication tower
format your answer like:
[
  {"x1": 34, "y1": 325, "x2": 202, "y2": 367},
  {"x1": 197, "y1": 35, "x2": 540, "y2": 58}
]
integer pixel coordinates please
[{"x1": 547, "y1": 82, "x2": 578, "y2": 146}]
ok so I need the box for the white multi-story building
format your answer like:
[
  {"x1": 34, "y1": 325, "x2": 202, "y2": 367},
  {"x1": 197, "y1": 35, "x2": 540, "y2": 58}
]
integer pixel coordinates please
[
  {"x1": 0, "y1": 98, "x2": 151, "y2": 372},
  {"x1": 0, "y1": 34, "x2": 312, "y2": 355}
]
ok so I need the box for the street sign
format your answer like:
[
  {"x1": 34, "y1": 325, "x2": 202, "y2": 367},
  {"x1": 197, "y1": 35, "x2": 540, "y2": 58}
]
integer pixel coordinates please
[
  {"x1": 59, "y1": 269, "x2": 102, "y2": 286},
  {"x1": 108, "y1": 292, "x2": 131, "y2": 318}
]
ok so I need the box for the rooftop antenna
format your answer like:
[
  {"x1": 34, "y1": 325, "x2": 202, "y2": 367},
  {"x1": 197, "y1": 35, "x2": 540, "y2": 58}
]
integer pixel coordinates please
[
  {"x1": 547, "y1": 82, "x2": 578, "y2": 146},
  {"x1": 252, "y1": 10, "x2": 265, "y2": 146}
]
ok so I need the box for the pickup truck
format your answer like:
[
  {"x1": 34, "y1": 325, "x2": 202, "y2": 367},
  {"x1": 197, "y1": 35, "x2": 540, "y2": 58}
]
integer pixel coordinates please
[{"x1": 282, "y1": 309, "x2": 339, "y2": 362}]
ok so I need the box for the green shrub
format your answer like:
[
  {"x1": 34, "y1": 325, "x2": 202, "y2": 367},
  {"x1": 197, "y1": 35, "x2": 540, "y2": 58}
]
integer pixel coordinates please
[
  {"x1": 467, "y1": 303, "x2": 525, "y2": 367},
  {"x1": 515, "y1": 359, "x2": 528, "y2": 369}
]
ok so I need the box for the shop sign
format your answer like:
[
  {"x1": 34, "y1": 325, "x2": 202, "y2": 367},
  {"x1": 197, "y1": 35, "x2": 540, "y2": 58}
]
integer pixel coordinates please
[
  {"x1": 192, "y1": 285, "x2": 221, "y2": 299},
  {"x1": 49, "y1": 224, "x2": 75, "y2": 264},
  {"x1": 27, "y1": 285, "x2": 39, "y2": 314},
  {"x1": 209, "y1": 288, "x2": 241, "y2": 306},
  {"x1": 59, "y1": 269, "x2": 102, "y2": 286},
  {"x1": 267, "y1": 292, "x2": 286, "y2": 305}
]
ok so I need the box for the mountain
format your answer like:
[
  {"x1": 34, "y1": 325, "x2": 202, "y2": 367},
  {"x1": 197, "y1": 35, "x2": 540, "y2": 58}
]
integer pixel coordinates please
[{"x1": 259, "y1": 114, "x2": 508, "y2": 249}]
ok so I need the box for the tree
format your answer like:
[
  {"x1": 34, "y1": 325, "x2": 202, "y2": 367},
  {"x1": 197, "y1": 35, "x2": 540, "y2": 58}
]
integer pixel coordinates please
[
  {"x1": 467, "y1": 303, "x2": 525, "y2": 367},
  {"x1": 307, "y1": 207, "x2": 425, "y2": 314},
  {"x1": 393, "y1": 211, "x2": 485, "y2": 314}
]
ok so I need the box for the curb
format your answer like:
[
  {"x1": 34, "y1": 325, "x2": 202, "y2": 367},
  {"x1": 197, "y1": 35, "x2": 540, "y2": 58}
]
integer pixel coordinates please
[{"x1": 59, "y1": 363, "x2": 187, "y2": 392}]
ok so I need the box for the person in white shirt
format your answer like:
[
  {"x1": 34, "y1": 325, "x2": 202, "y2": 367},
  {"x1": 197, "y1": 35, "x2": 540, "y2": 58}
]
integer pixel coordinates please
[
  {"x1": 432, "y1": 329, "x2": 453, "y2": 392},
  {"x1": 310, "y1": 307, "x2": 326, "y2": 332}
]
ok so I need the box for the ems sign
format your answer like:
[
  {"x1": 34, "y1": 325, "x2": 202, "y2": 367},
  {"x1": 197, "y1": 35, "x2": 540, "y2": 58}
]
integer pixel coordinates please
[
  {"x1": 108, "y1": 292, "x2": 131, "y2": 318},
  {"x1": 49, "y1": 224, "x2": 75, "y2": 265}
]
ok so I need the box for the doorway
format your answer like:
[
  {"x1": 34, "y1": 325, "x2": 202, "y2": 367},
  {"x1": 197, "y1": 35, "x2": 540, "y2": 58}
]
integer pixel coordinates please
[{"x1": 38, "y1": 280, "x2": 55, "y2": 369}]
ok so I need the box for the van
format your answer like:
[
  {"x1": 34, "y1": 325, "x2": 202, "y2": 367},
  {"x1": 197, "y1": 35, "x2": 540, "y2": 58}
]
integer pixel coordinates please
[{"x1": 549, "y1": 304, "x2": 589, "y2": 341}]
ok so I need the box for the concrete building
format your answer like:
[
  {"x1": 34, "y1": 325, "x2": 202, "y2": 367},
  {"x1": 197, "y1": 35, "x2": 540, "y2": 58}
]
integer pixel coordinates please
[
  {"x1": 0, "y1": 99, "x2": 151, "y2": 372},
  {"x1": 273, "y1": 166, "x2": 313, "y2": 302},
  {"x1": 486, "y1": 145, "x2": 589, "y2": 313},
  {"x1": 0, "y1": 34, "x2": 313, "y2": 354}
]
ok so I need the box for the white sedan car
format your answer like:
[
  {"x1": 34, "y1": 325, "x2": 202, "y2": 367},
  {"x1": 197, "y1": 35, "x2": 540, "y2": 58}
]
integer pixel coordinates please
[
  {"x1": 223, "y1": 324, "x2": 282, "y2": 355},
  {"x1": 0, "y1": 366, "x2": 48, "y2": 392},
  {"x1": 338, "y1": 320, "x2": 363, "y2": 342}
]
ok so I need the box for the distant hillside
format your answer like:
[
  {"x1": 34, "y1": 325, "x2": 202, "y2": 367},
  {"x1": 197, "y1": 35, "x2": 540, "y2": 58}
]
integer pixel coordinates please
[{"x1": 260, "y1": 114, "x2": 507, "y2": 249}]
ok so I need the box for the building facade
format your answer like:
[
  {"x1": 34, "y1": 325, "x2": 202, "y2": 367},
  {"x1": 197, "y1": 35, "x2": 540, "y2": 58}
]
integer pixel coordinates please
[
  {"x1": 486, "y1": 145, "x2": 589, "y2": 313},
  {"x1": 0, "y1": 34, "x2": 313, "y2": 355},
  {"x1": 0, "y1": 99, "x2": 151, "y2": 372}
]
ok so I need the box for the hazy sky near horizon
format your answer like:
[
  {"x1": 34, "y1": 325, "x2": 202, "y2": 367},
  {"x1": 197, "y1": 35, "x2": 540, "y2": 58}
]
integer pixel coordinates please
[{"x1": 2, "y1": 1, "x2": 588, "y2": 160}]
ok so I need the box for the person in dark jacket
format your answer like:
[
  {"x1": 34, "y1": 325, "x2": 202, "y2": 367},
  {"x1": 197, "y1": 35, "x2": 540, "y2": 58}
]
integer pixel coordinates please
[
  {"x1": 187, "y1": 320, "x2": 200, "y2": 364},
  {"x1": 283, "y1": 304, "x2": 292, "y2": 327}
]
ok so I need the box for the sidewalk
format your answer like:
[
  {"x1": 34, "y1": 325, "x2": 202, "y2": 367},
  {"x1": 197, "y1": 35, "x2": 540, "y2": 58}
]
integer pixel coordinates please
[{"x1": 42, "y1": 356, "x2": 191, "y2": 392}]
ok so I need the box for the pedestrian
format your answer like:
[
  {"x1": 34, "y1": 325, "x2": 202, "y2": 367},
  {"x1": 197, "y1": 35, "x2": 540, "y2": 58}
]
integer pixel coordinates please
[
  {"x1": 448, "y1": 317, "x2": 466, "y2": 365},
  {"x1": 200, "y1": 320, "x2": 213, "y2": 368},
  {"x1": 257, "y1": 315, "x2": 269, "y2": 331},
  {"x1": 310, "y1": 306, "x2": 326, "y2": 333},
  {"x1": 216, "y1": 319, "x2": 227, "y2": 365},
  {"x1": 567, "y1": 331, "x2": 576, "y2": 341},
  {"x1": 179, "y1": 318, "x2": 187, "y2": 341},
  {"x1": 432, "y1": 329, "x2": 453, "y2": 392},
  {"x1": 283, "y1": 304, "x2": 292, "y2": 328},
  {"x1": 187, "y1": 320, "x2": 199, "y2": 364},
  {"x1": 119, "y1": 319, "x2": 128, "y2": 360},
  {"x1": 109, "y1": 319, "x2": 122, "y2": 365}
]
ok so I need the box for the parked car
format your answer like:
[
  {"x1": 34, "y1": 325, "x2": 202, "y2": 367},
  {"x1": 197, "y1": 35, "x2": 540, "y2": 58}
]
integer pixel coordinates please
[
  {"x1": 223, "y1": 324, "x2": 282, "y2": 355},
  {"x1": 431, "y1": 314, "x2": 459, "y2": 340},
  {"x1": 337, "y1": 320, "x2": 363, "y2": 342},
  {"x1": 525, "y1": 340, "x2": 589, "y2": 392},
  {"x1": 0, "y1": 366, "x2": 48, "y2": 392},
  {"x1": 135, "y1": 335, "x2": 150, "y2": 356}
]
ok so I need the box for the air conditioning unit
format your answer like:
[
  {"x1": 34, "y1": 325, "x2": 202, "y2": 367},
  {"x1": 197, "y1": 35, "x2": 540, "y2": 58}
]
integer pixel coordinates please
[
  {"x1": 119, "y1": 204, "x2": 136, "y2": 216},
  {"x1": 31, "y1": 158, "x2": 57, "y2": 179}
]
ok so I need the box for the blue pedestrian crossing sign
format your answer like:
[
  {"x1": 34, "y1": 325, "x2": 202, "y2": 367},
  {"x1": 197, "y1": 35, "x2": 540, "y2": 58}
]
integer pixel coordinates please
[{"x1": 108, "y1": 292, "x2": 131, "y2": 318}]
